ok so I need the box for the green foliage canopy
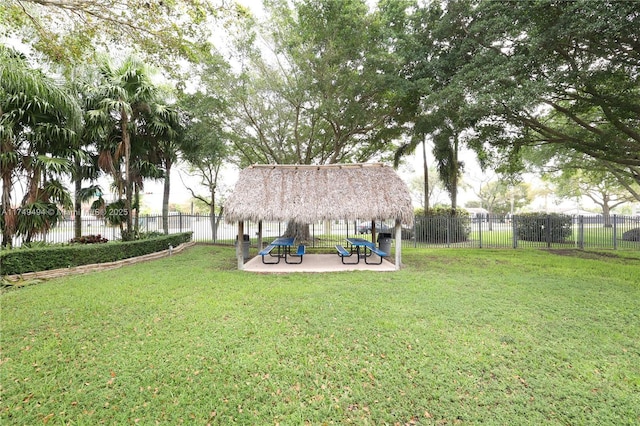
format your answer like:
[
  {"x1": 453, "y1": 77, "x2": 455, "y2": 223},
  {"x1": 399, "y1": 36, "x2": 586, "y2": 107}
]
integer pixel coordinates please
[
  {"x1": 451, "y1": 1, "x2": 639, "y2": 181},
  {"x1": 224, "y1": 0, "x2": 412, "y2": 166},
  {"x1": 399, "y1": 0, "x2": 640, "y2": 204},
  {"x1": 1, "y1": 0, "x2": 229, "y2": 66},
  {"x1": 1, "y1": 46, "x2": 82, "y2": 247}
]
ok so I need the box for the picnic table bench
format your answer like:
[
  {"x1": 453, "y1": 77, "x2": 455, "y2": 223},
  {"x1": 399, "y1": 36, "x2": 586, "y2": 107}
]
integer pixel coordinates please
[
  {"x1": 364, "y1": 246, "x2": 388, "y2": 265},
  {"x1": 335, "y1": 244, "x2": 360, "y2": 264},
  {"x1": 259, "y1": 244, "x2": 279, "y2": 264}
]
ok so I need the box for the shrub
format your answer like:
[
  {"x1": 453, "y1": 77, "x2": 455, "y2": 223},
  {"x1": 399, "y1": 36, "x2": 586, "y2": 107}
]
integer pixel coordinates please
[
  {"x1": 516, "y1": 213, "x2": 572, "y2": 242},
  {"x1": 139, "y1": 231, "x2": 165, "y2": 239},
  {"x1": 1, "y1": 232, "x2": 192, "y2": 276},
  {"x1": 415, "y1": 207, "x2": 471, "y2": 243},
  {"x1": 69, "y1": 234, "x2": 108, "y2": 244},
  {"x1": 622, "y1": 228, "x2": 640, "y2": 242}
]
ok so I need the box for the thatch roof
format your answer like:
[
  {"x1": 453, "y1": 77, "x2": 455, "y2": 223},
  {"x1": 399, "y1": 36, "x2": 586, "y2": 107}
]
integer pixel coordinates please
[{"x1": 224, "y1": 163, "x2": 414, "y2": 225}]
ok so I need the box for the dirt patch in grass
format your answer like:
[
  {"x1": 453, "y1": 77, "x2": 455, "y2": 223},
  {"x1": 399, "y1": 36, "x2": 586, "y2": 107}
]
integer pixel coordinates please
[{"x1": 544, "y1": 249, "x2": 640, "y2": 263}]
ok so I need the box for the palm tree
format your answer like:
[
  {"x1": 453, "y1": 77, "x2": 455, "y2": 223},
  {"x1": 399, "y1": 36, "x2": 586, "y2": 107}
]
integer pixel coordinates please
[
  {"x1": 395, "y1": 97, "x2": 467, "y2": 212},
  {"x1": 17, "y1": 166, "x2": 74, "y2": 244},
  {"x1": 129, "y1": 153, "x2": 163, "y2": 234},
  {"x1": 394, "y1": 119, "x2": 432, "y2": 214},
  {"x1": 432, "y1": 121, "x2": 464, "y2": 211},
  {"x1": 70, "y1": 70, "x2": 107, "y2": 239},
  {"x1": 1, "y1": 47, "x2": 81, "y2": 247},
  {"x1": 145, "y1": 102, "x2": 183, "y2": 234},
  {"x1": 93, "y1": 56, "x2": 159, "y2": 239}
]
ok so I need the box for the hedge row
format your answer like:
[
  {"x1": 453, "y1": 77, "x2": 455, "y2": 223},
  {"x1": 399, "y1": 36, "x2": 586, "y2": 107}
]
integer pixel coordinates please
[
  {"x1": 415, "y1": 207, "x2": 471, "y2": 243},
  {"x1": 516, "y1": 213, "x2": 573, "y2": 242},
  {"x1": 0, "y1": 233, "x2": 192, "y2": 276}
]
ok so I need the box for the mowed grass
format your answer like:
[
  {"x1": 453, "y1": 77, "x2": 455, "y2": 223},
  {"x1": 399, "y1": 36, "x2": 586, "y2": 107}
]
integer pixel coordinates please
[{"x1": 1, "y1": 246, "x2": 639, "y2": 425}]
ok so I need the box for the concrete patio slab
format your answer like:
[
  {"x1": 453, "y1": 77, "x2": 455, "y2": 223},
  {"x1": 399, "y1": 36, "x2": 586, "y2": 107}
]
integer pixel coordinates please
[{"x1": 243, "y1": 253, "x2": 396, "y2": 273}]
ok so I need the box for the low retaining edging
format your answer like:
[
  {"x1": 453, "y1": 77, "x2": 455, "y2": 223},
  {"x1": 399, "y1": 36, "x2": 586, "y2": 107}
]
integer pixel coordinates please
[{"x1": 3, "y1": 241, "x2": 196, "y2": 284}]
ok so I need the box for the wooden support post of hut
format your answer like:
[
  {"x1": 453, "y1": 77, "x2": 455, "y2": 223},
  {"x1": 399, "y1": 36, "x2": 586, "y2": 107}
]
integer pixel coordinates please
[
  {"x1": 236, "y1": 220, "x2": 244, "y2": 270},
  {"x1": 224, "y1": 163, "x2": 414, "y2": 270},
  {"x1": 395, "y1": 218, "x2": 402, "y2": 267}
]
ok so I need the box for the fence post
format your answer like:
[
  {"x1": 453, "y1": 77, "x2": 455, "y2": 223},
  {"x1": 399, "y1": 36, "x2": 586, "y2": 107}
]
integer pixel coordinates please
[
  {"x1": 512, "y1": 215, "x2": 518, "y2": 249},
  {"x1": 478, "y1": 214, "x2": 483, "y2": 249},
  {"x1": 578, "y1": 215, "x2": 584, "y2": 250},
  {"x1": 613, "y1": 214, "x2": 618, "y2": 250}
]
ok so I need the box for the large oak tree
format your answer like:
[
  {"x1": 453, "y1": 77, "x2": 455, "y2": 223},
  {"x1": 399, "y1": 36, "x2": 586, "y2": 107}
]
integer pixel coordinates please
[
  {"x1": 454, "y1": 1, "x2": 638, "y2": 196},
  {"x1": 225, "y1": 0, "x2": 411, "y2": 167},
  {"x1": 220, "y1": 0, "x2": 413, "y2": 240},
  {"x1": 396, "y1": 0, "x2": 640, "y2": 204}
]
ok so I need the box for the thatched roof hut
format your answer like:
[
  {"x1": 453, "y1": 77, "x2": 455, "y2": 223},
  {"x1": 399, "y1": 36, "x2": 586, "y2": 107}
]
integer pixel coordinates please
[{"x1": 225, "y1": 163, "x2": 414, "y2": 224}]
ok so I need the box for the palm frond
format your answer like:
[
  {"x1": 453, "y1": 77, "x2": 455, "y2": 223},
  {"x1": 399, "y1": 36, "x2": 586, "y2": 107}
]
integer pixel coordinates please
[
  {"x1": 34, "y1": 155, "x2": 73, "y2": 175},
  {"x1": 43, "y1": 179, "x2": 73, "y2": 209},
  {"x1": 77, "y1": 185, "x2": 103, "y2": 202}
]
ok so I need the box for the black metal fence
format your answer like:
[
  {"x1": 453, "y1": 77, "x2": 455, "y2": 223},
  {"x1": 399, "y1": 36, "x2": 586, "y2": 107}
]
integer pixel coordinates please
[{"x1": 9, "y1": 213, "x2": 640, "y2": 251}]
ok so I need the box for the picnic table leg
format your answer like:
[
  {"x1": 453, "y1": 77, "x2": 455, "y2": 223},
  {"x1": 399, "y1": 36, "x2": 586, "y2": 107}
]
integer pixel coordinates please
[{"x1": 261, "y1": 255, "x2": 280, "y2": 264}]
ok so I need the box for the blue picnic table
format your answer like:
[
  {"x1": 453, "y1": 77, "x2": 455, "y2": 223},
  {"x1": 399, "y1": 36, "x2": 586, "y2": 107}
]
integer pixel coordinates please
[
  {"x1": 335, "y1": 237, "x2": 388, "y2": 265},
  {"x1": 258, "y1": 237, "x2": 305, "y2": 264}
]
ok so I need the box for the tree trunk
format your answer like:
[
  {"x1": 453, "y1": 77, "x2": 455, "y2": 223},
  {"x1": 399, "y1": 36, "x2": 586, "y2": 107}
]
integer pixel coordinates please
[
  {"x1": 133, "y1": 186, "x2": 140, "y2": 234},
  {"x1": 324, "y1": 220, "x2": 332, "y2": 235},
  {"x1": 210, "y1": 187, "x2": 217, "y2": 242},
  {"x1": 162, "y1": 158, "x2": 171, "y2": 234},
  {"x1": 283, "y1": 222, "x2": 311, "y2": 243},
  {"x1": 121, "y1": 110, "x2": 133, "y2": 237},
  {"x1": 1, "y1": 155, "x2": 14, "y2": 248},
  {"x1": 450, "y1": 134, "x2": 459, "y2": 211},
  {"x1": 422, "y1": 138, "x2": 429, "y2": 213},
  {"x1": 602, "y1": 194, "x2": 612, "y2": 228},
  {"x1": 74, "y1": 175, "x2": 82, "y2": 239}
]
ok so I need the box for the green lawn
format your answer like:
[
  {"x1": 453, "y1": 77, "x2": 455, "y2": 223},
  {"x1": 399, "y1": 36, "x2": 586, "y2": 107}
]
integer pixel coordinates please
[{"x1": 1, "y1": 246, "x2": 639, "y2": 425}]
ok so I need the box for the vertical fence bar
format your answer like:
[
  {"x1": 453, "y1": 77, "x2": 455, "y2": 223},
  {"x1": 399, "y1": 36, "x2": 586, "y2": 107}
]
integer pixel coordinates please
[
  {"x1": 512, "y1": 215, "x2": 518, "y2": 249},
  {"x1": 478, "y1": 215, "x2": 483, "y2": 248},
  {"x1": 613, "y1": 214, "x2": 618, "y2": 250}
]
